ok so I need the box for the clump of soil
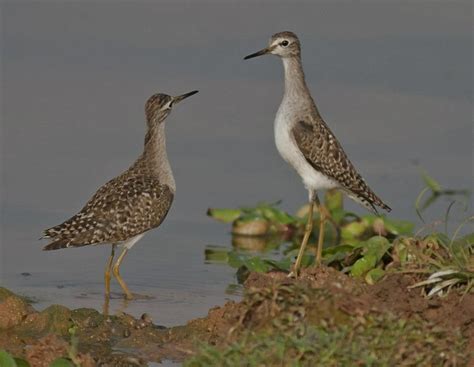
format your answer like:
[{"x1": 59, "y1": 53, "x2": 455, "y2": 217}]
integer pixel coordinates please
[
  {"x1": 242, "y1": 267, "x2": 473, "y2": 337},
  {"x1": 0, "y1": 287, "x2": 208, "y2": 365},
  {"x1": 186, "y1": 267, "x2": 472, "y2": 366},
  {"x1": 0, "y1": 266, "x2": 472, "y2": 366}
]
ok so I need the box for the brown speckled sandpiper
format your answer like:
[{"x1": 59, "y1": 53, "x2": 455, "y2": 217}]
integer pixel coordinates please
[{"x1": 42, "y1": 90, "x2": 198, "y2": 299}]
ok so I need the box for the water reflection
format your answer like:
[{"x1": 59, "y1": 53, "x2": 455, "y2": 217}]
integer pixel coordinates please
[
  {"x1": 232, "y1": 235, "x2": 283, "y2": 252},
  {"x1": 102, "y1": 292, "x2": 155, "y2": 316}
]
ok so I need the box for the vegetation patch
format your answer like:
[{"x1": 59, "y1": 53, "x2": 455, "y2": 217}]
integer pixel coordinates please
[{"x1": 185, "y1": 281, "x2": 468, "y2": 367}]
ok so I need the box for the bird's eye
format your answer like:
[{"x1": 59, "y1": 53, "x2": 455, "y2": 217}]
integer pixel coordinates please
[{"x1": 281, "y1": 40, "x2": 289, "y2": 47}]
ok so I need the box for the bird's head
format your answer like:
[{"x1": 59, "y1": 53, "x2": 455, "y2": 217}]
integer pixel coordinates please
[
  {"x1": 145, "y1": 90, "x2": 198, "y2": 127},
  {"x1": 244, "y1": 31, "x2": 301, "y2": 60}
]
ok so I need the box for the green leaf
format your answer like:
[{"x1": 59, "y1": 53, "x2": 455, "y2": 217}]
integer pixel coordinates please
[
  {"x1": 13, "y1": 359, "x2": 30, "y2": 367},
  {"x1": 341, "y1": 221, "x2": 367, "y2": 240},
  {"x1": 421, "y1": 170, "x2": 442, "y2": 193},
  {"x1": 270, "y1": 209, "x2": 297, "y2": 225},
  {"x1": 325, "y1": 189, "x2": 343, "y2": 212},
  {"x1": 383, "y1": 218, "x2": 414, "y2": 236},
  {"x1": 207, "y1": 208, "x2": 242, "y2": 223},
  {"x1": 227, "y1": 252, "x2": 246, "y2": 268},
  {"x1": 49, "y1": 358, "x2": 74, "y2": 367},
  {"x1": 0, "y1": 350, "x2": 17, "y2": 367},
  {"x1": 204, "y1": 246, "x2": 229, "y2": 263},
  {"x1": 367, "y1": 236, "x2": 392, "y2": 258},
  {"x1": 350, "y1": 237, "x2": 391, "y2": 278},
  {"x1": 245, "y1": 257, "x2": 271, "y2": 272},
  {"x1": 330, "y1": 208, "x2": 346, "y2": 224},
  {"x1": 351, "y1": 254, "x2": 378, "y2": 277},
  {"x1": 365, "y1": 268, "x2": 385, "y2": 285},
  {"x1": 265, "y1": 258, "x2": 292, "y2": 272},
  {"x1": 226, "y1": 252, "x2": 272, "y2": 273},
  {"x1": 322, "y1": 244, "x2": 353, "y2": 264},
  {"x1": 254, "y1": 203, "x2": 296, "y2": 225},
  {"x1": 392, "y1": 240, "x2": 408, "y2": 264}
]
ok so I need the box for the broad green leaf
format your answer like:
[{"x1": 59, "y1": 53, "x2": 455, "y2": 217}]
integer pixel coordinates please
[
  {"x1": 227, "y1": 252, "x2": 245, "y2": 268},
  {"x1": 0, "y1": 350, "x2": 17, "y2": 367},
  {"x1": 300, "y1": 253, "x2": 315, "y2": 268},
  {"x1": 325, "y1": 189, "x2": 343, "y2": 212},
  {"x1": 361, "y1": 215, "x2": 378, "y2": 226},
  {"x1": 322, "y1": 244, "x2": 353, "y2": 264},
  {"x1": 350, "y1": 237, "x2": 391, "y2": 277},
  {"x1": 265, "y1": 258, "x2": 292, "y2": 271},
  {"x1": 49, "y1": 358, "x2": 74, "y2": 367},
  {"x1": 351, "y1": 254, "x2": 378, "y2": 277},
  {"x1": 207, "y1": 208, "x2": 242, "y2": 223},
  {"x1": 255, "y1": 203, "x2": 297, "y2": 224},
  {"x1": 235, "y1": 213, "x2": 264, "y2": 223},
  {"x1": 270, "y1": 209, "x2": 297, "y2": 225},
  {"x1": 383, "y1": 218, "x2": 414, "y2": 236},
  {"x1": 330, "y1": 208, "x2": 346, "y2": 224},
  {"x1": 245, "y1": 257, "x2": 271, "y2": 272},
  {"x1": 341, "y1": 221, "x2": 367, "y2": 240},
  {"x1": 227, "y1": 252, "x2": 272, "y2": 273},
  {"x1": 365, "y1": 268, "x2": 385, "y2": 285},
  {"x1": 365, "y1": 236, "x2": 392, "y2": 258}
]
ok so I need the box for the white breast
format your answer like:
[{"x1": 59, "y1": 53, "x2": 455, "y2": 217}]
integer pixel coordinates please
[{"x1": 274, "y1": 103, "x2": 338, "y2": 192}]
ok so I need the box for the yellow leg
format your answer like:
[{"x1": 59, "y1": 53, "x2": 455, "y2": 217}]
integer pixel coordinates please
[
  {"x1": 315, "y1": 196, "x2": 327, "y2": 266},
  {"x1": 104, "y1": 245, "x2": 116, "y2": 297},
  {"x1": 289, "y1": 200, "x2": 314, "y2": 277},
  {"x1": 112, "y1": 248, "x2": 133, "y2": 300}
]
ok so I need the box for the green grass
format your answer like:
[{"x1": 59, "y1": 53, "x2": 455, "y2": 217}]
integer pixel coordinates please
[{"x1": 185, "y1": 283, "x2": 468, "y2": 367}]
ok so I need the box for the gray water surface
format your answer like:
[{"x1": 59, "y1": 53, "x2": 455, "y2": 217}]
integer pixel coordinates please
[{"x1": 1, "y1": 2, "x2": 472, "y2": 327}]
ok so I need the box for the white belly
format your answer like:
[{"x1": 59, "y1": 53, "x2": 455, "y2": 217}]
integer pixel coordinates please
[
  {"x1": 119, "y1": 233, "x2": 145, "y2": 250},
  {"x1": 274, "y1": 108, "x2": 338, "y2": 192}
]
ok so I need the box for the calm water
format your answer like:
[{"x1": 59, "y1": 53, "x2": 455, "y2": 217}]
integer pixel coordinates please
[{"x1": 1, "y1": 1, "x2": 472, "y2": 333}]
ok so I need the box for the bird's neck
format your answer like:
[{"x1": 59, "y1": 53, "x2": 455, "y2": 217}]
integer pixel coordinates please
[
  {"x1": 136, "y1": 123, "x2": 176, "y2": 192},
  {"x1": 281, "y1": 56, "x2": 320, "y2": 117}
]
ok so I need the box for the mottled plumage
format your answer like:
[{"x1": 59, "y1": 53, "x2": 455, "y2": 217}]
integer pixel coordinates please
[
  {"x1": 245, "y1": 31, "x2": 390, "y2": 274},
  {"x1": 293, "y1": 119, "x2": 390, "y2": 213},
  {"x1": 43, "y1": 93, "x2": 178, "y2": 250},
  {"x1": 41, "y1": 90, "x2": 198, "y2": 299},
  {"x1": 43, "y1": 173, "x2": 173, "y2": 249}
]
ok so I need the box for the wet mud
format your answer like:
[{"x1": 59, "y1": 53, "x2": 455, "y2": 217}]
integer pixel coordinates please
[{"x1": 0, "y1": 266, "x2": 472, "y2": 366}]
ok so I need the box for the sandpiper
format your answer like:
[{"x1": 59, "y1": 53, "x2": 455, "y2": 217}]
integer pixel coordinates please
[
  {"x1": 42, "y1": 90, "x2": 198, "y2": 299},
  {"x1": 244, "y1": 31, "x2": 390, "y2": 276}
]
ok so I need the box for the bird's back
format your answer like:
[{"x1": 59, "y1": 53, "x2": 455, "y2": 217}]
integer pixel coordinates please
[
  {"x1": 43, "y1": 168, "x2": 174, "y2": 250},
  {"x1": 292, "y1": 115, "x2": 390, "y2": 213}
]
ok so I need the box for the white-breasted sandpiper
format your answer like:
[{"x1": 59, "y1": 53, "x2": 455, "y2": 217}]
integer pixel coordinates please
[{"x1": 245, "y1": 31, "x2": 390, "y2": 276}]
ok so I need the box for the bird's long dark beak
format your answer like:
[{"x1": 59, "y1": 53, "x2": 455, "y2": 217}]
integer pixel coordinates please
[
  {"x1": 244, "y1": 47, "x2": 270, "y2": 60},
  {"x1": 173, "y1": 90, "x2": 199, "y2": 104}
]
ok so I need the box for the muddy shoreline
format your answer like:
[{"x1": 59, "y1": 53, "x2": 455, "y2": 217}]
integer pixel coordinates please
[{"x1": 0, "y1": 266, "x2": 472, "y2": 366}]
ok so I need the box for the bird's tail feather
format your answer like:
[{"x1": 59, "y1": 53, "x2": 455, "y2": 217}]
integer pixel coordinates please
[{"x1": 43, "y1": 238, "x2": 71, "y2": 251}]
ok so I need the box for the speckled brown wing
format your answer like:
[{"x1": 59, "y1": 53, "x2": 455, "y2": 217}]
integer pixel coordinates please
[
  {"x1": 292, "y1": 119, "x2": 390, "y2": 213},
  {"x1": 43, "y1": 173, "x2": 174, "y2": 249}
]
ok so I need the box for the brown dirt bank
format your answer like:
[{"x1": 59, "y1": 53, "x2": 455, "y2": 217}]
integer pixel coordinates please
[{"x1": 0, "y1": 267, "x2": 472, "y2": 366}]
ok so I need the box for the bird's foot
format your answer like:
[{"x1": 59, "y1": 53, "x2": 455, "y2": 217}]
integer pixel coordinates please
[
  {"x1": 287, "y1": 268, "x2": 300, "y2": 278},
  {"x1": 123, "y1": 292, "x2": 134, "y2": 301}
]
